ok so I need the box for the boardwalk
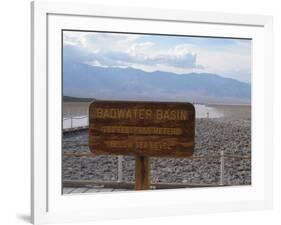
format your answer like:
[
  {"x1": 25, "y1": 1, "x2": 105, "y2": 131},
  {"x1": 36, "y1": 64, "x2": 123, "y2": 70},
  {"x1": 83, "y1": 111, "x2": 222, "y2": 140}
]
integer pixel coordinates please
[{"x1": 63, "y1": 187, "x2": 128, "y2": 194}]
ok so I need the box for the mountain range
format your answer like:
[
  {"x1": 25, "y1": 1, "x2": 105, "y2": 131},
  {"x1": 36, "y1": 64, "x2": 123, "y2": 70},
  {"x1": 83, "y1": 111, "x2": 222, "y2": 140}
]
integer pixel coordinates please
[{"x1": 63, "y1": 61, "x2": 251, "y2": 104}]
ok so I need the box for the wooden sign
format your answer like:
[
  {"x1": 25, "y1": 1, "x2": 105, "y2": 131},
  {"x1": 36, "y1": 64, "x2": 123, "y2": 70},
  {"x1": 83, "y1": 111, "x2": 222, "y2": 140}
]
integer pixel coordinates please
[{"x1": 89, "y1": 100, "x2": 195, "y2": 157}]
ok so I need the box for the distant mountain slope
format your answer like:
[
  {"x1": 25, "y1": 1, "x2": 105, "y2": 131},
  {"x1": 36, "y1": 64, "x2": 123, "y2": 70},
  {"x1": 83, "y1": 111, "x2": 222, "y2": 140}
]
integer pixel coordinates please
[
  {"x1": 63, "y1": 61, "x2": 251, "y2": 104},
  {"x1": 63, "y1": 96, "x2": 96, "y2": 102}
]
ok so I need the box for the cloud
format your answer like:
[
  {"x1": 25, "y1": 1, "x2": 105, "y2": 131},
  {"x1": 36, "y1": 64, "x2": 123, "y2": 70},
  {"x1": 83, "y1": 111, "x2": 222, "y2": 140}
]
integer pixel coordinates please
[
  {"x1": 63, "y1": 31, "x2": 251, "y2": 82},
  {"x1": 63, "y1": 32, "x2": 141, "y2": 53},
  {"x1": 64, "y1": 33, "x2": 203, "y2": 70}
]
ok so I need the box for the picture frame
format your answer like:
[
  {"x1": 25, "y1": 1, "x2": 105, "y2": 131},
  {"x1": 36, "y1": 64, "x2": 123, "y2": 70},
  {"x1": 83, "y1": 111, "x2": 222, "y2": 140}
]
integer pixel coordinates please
[{"x1": 31, "y1": 1, "x2": 273, "y2": 224}]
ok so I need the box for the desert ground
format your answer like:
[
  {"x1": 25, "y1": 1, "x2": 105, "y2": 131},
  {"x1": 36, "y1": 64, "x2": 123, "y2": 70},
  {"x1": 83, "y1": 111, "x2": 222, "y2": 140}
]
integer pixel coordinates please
[{"x1": 62, "y1": 103, "x2": 251, "y2": 193}]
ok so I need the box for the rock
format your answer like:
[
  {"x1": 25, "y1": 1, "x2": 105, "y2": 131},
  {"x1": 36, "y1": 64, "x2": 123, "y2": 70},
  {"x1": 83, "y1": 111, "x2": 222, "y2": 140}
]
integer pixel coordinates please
[{"x1": 63, "y1": 118, "x2": 251, "y2": 186}]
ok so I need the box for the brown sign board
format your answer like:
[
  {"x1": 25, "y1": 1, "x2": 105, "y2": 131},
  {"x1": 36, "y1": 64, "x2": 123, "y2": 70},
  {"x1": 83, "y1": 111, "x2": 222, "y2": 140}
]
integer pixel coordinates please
[{"x1": 89, "y1": 100, "x2": 195, "y2": 157}]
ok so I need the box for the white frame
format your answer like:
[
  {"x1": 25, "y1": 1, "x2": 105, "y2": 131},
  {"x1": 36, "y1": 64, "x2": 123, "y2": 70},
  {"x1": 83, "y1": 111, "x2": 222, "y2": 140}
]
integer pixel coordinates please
[{"x1": 31, "y1": 1, "x2": 273, "y2": 224}]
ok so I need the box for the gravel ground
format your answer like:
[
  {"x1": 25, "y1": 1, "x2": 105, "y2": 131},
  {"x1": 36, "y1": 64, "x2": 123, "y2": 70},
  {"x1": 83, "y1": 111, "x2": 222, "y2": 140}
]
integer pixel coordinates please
[{"x1": 63, "y1": 118, "x2": 251, "y2": 186}]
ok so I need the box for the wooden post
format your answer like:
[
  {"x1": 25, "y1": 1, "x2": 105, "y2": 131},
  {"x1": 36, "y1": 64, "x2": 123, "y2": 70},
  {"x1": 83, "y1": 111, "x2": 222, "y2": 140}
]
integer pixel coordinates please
[
  {"x1": 220, "y1": 150, "x2": 224, "y2": 185},
  {"x1": 117, "y1": 155, "x2": 123, "y2": 182},
  {"x1": 135, "y1": 155, "x2": 150, "y2": 190}
]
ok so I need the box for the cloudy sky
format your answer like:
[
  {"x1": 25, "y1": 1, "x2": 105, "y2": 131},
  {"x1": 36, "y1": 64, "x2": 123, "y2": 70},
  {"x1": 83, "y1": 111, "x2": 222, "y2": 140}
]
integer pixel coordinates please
[{"x1": 63, "y1": 31, "x2": 251, "y2": 83}]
